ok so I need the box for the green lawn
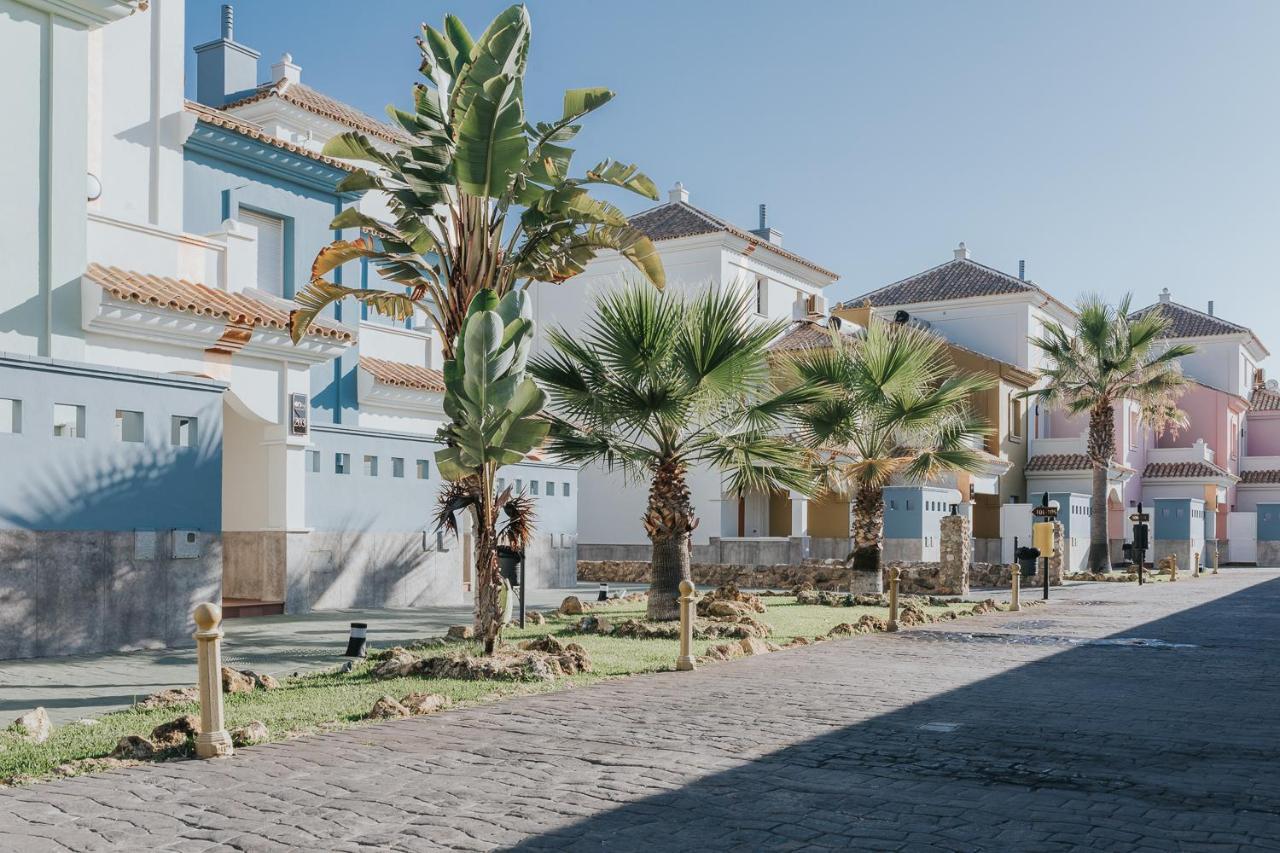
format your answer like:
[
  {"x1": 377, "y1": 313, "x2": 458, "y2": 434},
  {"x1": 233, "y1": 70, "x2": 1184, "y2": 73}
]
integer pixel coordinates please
[{"x1": 0, "y1": 595, "x2": 998, "y2": 785}]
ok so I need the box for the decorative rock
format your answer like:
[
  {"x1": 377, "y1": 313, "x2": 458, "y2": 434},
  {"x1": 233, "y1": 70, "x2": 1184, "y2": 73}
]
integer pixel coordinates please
[
  {"x1": 739, "y1": 637, "x2": 771, "y2": 656},
  {"x1": 697, "y1": 584, "x2": 766, "y2": 616},
  {"x1": 368, "y1": 695, "x2": 412, "y2": 719},
  {"x1": 221, "y1": 666, "x2": 256, "y2": 694},
  {"x1": 111, "y1": 735, "x2": 156, "y2": 760},
  {"x1": 446, "y1": 625, "x2": 476, "y2": 641},
  {"x1": 230, "y1": 720, "x2": 269, "y2": 747},
  {"x1": 558, "y1": 595, "x2": 586, "y2": 615},
  {"x1": 703, "y1": 642, "x2": 743, "y2": 661},
  {"x1": 10, "y1": 708, "x2": 51, "y2": 744},
  {"x1": 372, "y1": 651, "x2": 421, "y2": 680},
  {"x1": 243, "y1": 671, "x2": 280, "y2": 690},
  {"x1": 527, "y1": 612, "x2": 546, "y2": 625},
  {"x1": 521, "y1": 635, "x2": 566, "y2": 654},
  {"x1": 418, "y1": 646, "x2": 591, "y2": 682},
  {"x1": 134, "y1": 686, "x2": 199, "y2": 710},
  {"x1": 611, "y1": 619, "x2": 679, "y2": 640},
  {"x1": 898, "y1": 604, "x2": 933, "y2": 626},
  {"x1": 149, "y1": 714, "x2": 201, "y2": 749},
  {"x1": 401, "y1": 693, "x2": 450, "y2": 715}
]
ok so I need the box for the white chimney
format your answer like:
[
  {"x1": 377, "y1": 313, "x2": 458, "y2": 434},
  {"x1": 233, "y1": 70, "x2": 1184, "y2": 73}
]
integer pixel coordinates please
[
  {"x1": 953, "y1": 241, "x2": 970, "y2": 260},
  {"x1": 668, "y1": 182, "x2": 689, "y2": 204},
  {"x1": 1159, "y1": 287, "x2": 1171, "y2": 303},
  {"x1": 272, "y1": 52, "x2": 301, "y2": 87},
  {"x1": 1207, "y1": 300, "x2": 1215, "y2": 316}
]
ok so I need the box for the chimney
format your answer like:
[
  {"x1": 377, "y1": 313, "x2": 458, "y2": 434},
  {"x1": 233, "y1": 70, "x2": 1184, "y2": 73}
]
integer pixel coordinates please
[
  {"x1": 1018, "y1": 259, "x2": 1026, "y2": 280},
  {"x1": 749, "y1": 202, "x2": 784, "y2": 246},
  {"x1": 953, "y1": 241, "x2": 970, "y2": 260},
  {"x1": 271, "y1": 52, "x2": 301, "y2": 86},
  {"x1": 1158, "y1": 287, "x2": 1171, "y2": 303},
  {"x1": 192, "y1": 4, "x2": 261, "y2": 107},
  {"x1": 1207, "y1": 300, "x2": 1214, "y2": 316},
  {"x1": 668, "y1": 182, "x2": 689, "y2": 204}
]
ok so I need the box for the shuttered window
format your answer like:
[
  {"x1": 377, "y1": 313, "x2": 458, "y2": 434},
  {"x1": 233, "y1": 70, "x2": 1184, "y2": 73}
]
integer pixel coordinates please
[{"x1": 240, "y1": 209, "x2": 285, "y2": 296}]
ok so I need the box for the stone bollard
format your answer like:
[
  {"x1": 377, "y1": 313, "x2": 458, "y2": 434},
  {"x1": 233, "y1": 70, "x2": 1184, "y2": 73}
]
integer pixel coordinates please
[
  {"x1": 676, "y1": 580, "x2": 696, "y2": 672},
  {"x1": 1213, "y1": 547, "x2": 1220, "y2": 575},
  {"x1": 1169, "y1": 554, "x2": 1179, "y2": 582},
  {"x1": 193, "y1": 603, "x2": 234, "y2": 758},
  {"x1": 1193, "y1": 552, "x2": 1200, "y2": 578},
  {"x1": 1009, "y1": 563, "x2": 1021, "y2": 612},
  {"x1": 887, "y1": 567, "x2": 901, "y2": 632}
]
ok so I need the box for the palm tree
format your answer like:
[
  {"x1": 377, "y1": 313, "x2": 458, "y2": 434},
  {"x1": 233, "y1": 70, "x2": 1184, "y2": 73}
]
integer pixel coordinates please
[
  {"x1": 1025, "y1": 294, "x2": 1194, "y2": 571},
  {"x1": 288, "y1": 4, "x2": 664, "y2": 356},
  {"x1": 785, "y1": 318, "x2": 993, "y2": 576},
  {"x1": 530, "y1": 283, "x2": 817, "y2": 621}
]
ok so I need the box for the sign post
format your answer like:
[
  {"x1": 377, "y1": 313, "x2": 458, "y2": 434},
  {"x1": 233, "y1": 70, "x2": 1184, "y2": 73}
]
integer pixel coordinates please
[
  {"x1": 1129, "y1": 503, "x2": 1150, "y2": 585},
  {"x1": 1032, "y1": 492, "x2": 1059, "y2": 600}
]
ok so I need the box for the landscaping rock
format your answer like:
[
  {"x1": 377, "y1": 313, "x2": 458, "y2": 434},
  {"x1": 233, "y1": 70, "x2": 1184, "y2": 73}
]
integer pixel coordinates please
[
  {"x1": 111, "y1": 735, "x2": 156, "y2": 760},
  {"x1": 898, "y1": 604, "x2": 933, "y2": 626},
  {"x1": 611, "y1": 619, "x2": 679, "y2": 640},
  {"x1": 401, "y1": 693, "x2": 450, "y2": 715},
  {"x1": 739, "y1": 637, "x2": 771, "y2": 656},
  {"x1": 795, "y1": 588, "x2": 820, "y2": 605},
  {"x1": 52, "y1": 757, "x2": 130, "y2": 778},
  {"x1": 221, "y1": 666, "x2": 256, "y2": 694},
  {"x1": 703, "y1": 642, "x2": 743, "y2": 661},
  {"x1": 785, "y1": 636, "x2": 812, "y2": 647},
  {"x1": 149, "y1": 715, "x2": 201, "y2": 749},
  {"x1": 446, "y1": 625, "x2": 475, "y2": 641},
  {"x1": 527, "y1": 612, "x2": 546, "y2": 625},
  {"x1": 697, "y1": 584, "x2": 766, "y2": 616},
  {"x1": 418, "y1": 646, "x2": 591, "y2": 682},
  {"x1": 134, "y1": 687, "x2": 199, "y2": 711},
  {"x1": 697, "y1": 613, "x2": 773, "y2": 640},
  {"x1": 827, "y1": 614, "x2": 889, "y2": 637},
  {"x1": 558, "y1": 596, "x2": 586, "y2": 615},
  {"x1": 10, "y1": 708, "x2": 51, "y2": 744},
  {"x1": 791, "y1": 581, "x2": 816, "y2": 596},
  {"x1": 231, "y1": 720, "x2": 269, "y2": 747},
  {"x1": 369, "y1": 695, "x2": 412, "y2": 719},
  {"x1": 372, "y1": 650, "x2": 421, "y2": 680},
  {"x1": 242, "y1": 671, "x2": 280, "y2": 690}
]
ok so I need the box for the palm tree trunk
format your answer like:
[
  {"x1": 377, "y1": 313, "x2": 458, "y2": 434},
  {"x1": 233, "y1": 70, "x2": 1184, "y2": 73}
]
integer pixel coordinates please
[
  {"x1": 472, "y1": 476, "x2": 503, "y2": 654},
  {"x1": 644, "y1": 457, "x2": 693, "y2": 622},
  {"x1": 851, "y1": 485, "x2": 885, "y2": 576},
  {"x1": 1087, "y1": 403, "x2": 1116, "y2": 572}
]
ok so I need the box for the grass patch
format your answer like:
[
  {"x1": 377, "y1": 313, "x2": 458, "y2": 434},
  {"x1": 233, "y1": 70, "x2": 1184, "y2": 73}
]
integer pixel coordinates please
[{"x1": 0, "y1": 594, "x2": 995, "y2": 786}]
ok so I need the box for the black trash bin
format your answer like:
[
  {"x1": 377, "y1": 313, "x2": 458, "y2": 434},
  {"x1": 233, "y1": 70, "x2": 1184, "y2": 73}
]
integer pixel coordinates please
[
  {"x1": 497, "y1": 546, "x2": 522, "y2": 586},
  {"x1": 1015, "y1": 545, "x2": 1041, "y2": 579}
]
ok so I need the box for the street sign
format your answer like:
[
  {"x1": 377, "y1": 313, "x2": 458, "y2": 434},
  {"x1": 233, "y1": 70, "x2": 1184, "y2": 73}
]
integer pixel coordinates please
[
  {"x1": 1129, "y1": 512, "x2": 1150, "y2": 523},
  {"x1": 1032, "y1": 505, "x2": 1058, "y2": 518}
]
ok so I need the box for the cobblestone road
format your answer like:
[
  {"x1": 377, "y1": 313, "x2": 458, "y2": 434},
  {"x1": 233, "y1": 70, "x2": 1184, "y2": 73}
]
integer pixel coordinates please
[{"x1": 2, "y1": 571, "x2": 1278, "y2": 852}]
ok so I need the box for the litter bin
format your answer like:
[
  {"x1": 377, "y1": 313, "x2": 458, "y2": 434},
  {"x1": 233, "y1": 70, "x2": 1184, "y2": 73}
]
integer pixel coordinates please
[
  {"x1": 1015, "y1": 545, "x2": 1041, "y2": 579},
  {"x1": 497, "y1": 546, "x2": 522, "y2": 586}
]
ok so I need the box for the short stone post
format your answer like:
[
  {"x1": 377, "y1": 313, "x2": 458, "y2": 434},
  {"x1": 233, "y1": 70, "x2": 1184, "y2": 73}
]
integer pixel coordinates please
[
  {"x1": 676, "y1": 580, "x2": 696, "y2": 672},
  {"x1": 1193, "y1": 552, "x2": 1201, "y2": 578},
  {"x1": 1169, "y1": 554, "x2": 1179, "y2": 582},
  {"x1": 193, "y1": 603, "x2": 234, "y2": 758},
  {"x1": 1212, "y1": 547, "x2": 1220, "y2": 575},
  {"x1": 887, "y1": 567, "x2": 901, "y2": 632},
  {"x1": 1009, "y1": 563, "x2": 1021, "y2": 612}
]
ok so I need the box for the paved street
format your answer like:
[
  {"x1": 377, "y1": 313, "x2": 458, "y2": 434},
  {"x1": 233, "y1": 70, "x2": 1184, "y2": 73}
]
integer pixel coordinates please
[
  {"x1": 2, "y1": 570, "x2": 1278, "y2": 852},
  {"x1": 0, "y1": 584, "x2": 647, "y2": 725}
]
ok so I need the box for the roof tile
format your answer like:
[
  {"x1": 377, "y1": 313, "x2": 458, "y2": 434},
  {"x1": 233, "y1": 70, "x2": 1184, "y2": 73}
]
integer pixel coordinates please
[
  {"x1": 360, "y1": 356, "x2": 445, "y2": 392},
  {"x1": 86, "y1": 263, "x2": 353, "y2": 342},
  {"x1": 1143, "y1": 460, "x2": 1235, "y2": 480},
  {"x1": 1128, "y1": 300, "x2": 1252, "y2": 340},
  {"x1": 842, "y1": 258, "x2": 1048, "y2": 308},
  {"x1": 1025, "y1": 453, "x2": 1092, "y2": 473},
  {"x1": 1250, "y1": 386, "x2": 1280, "y2": 411},
  {"x1": 186, "y1": 100, "x2": 353, "y2": 170},
  {"x1": 1241, "y1": 469, "x2": 1280, "y2": 485},
  {"x1": 223, "y1": 80, "x2": 410, "y2": 144}
]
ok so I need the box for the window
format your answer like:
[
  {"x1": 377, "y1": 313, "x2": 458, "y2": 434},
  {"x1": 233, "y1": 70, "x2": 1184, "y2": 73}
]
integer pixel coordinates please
[
  {"x1": 516, "y1": 478, "x2": 523, "y2": 492},
  {"x1": 1231, "y1": 416, "x2": 1240, "y2": 459},
  {"x1": 754, "y1": 277, "x2": 767, "y2": 316},
  {"x1": 114, "y1": 410, "x2": 144, "y2": 443},
  {"x1": 546, "y1": 481, "x2": 555, "y2": 496},
  {"x1": 364, "y1": 455, "x2": 378, "y2": 476},
  {"x1": 306, "y1": 450, "x2": 320, "y2": 472},
  {"x1": 171, "y1": 416, "x2": 198, "y2": 447},
  {"x1": 1009, "y1": 398, "x2": 1024, "y2": 440},
  {"x1": 0, "y1": 399, "x2": 21, "y2": 434},
  {"x1": 335, "y1": 452, "x2": 351, "y2": 474},
  {"x1": 239, "y1": 208, "x2": 286, "y2": 296},
  {"x1": 563, "y1": 482, "x2": 571, "y2": 497},
  {"x1": 497, "y1": 476, "x2": 506, "y2": 491},
  {"x1": 53, "y1": 404, "x2": 85, "y2": 438},
  {"x1": 392, "y1": 457, "x2": 405, "y2": 478},
  {"x1": 530, "y1": 480, "x2": 539, "y2": 496},
  {"x1": 417, "y1": 459, "x2": 430, "y2": 480}
]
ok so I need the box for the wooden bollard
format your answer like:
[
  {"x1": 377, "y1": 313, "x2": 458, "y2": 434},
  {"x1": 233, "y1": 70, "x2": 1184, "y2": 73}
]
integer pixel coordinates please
[
  {"x1": 1009, "y1": 563, "x2": 1021, "y2": 612},
  {"x1": 676, "y1": 580, "x2": 696, "y2": 672},
  {"x1": 887, "y1": 567, "x2": 901, "y2": 632},
  {"x1": 193, "y1": 603, "x2": 234, "y2": 758}
]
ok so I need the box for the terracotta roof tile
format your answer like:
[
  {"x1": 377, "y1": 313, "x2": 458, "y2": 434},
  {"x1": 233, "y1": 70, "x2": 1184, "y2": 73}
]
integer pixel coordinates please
[
  {"x1": 1251, "y1": 386, "x2": 1280, "y2": 411},
  {"x1": 768, "y1": 320, "x2": 840, "y2": 352},
  {"x1": 1143, "y1": 460, "x2": 1235, "y2": 480},
  {"x1": 1025, "y1": 453, "x2": 1092, "y2": 473},
  {"x1": 1128, "y1": 300, "x2": 1252, "y2": 340},
  {"x1": 223, "y1": 80, "x2": 411, "y2": 144},
  {"x1": 185, "y1": 100, "x2": 354, "y2": 171},
  {"x1": 1241, "y1": 469, "x2": 1280, "y2": 485},
  {"x1": 627, "y1": 201, "x2": 838, "y2": 279},
  {"x1": 842, "y1": 258, "x2": 1053, "y2": 309},
  {"x1": 360, "y1": 356, "x2": 445, "y2": 392},
  {"x1": 86, "y1": 263, "x2": 353, "y2": 342}
]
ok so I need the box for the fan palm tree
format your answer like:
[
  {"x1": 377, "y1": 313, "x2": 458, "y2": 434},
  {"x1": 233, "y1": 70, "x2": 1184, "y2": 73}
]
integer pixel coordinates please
[
  {"x1": 785, "y1": 318, "x2": 994, "y2": 576},
  {"x1": 288, "y1": 4, "x2": 664, "y2": 356},
  {"x1": 1025, "y1": 294, "x2": 1194, "y2": 571},
  {"x1": 530, "y1": 282, "x2": 818, "y2": 621}
]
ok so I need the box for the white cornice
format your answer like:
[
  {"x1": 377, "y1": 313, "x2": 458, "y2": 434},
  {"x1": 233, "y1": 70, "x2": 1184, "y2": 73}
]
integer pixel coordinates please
[
  {"x1": 21, "y1": 0, "x2": 139, "y2": 26},
  {"x1": 357, "y1": 369, "x2": 446, "y2": 415}
]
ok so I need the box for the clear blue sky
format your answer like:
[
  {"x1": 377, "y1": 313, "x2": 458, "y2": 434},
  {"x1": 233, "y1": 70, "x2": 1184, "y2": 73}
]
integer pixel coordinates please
[{"x1": 186, "y1": 0, "x2": 1280, "y2": 348}]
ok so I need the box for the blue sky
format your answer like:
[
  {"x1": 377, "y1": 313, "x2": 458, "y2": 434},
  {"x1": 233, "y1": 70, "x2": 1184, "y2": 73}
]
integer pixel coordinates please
[{"x1": 186, "y1": 1, "x2": 1280, "y2": 346}]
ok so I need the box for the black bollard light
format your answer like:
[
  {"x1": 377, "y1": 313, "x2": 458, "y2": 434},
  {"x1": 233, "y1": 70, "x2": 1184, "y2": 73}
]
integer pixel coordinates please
[
  {"x1": 597, "y1": 582, "x2": 609, "y2": 602},
  {"x1": 344, "y1": 622, "x2": 368, "y2": 658}
]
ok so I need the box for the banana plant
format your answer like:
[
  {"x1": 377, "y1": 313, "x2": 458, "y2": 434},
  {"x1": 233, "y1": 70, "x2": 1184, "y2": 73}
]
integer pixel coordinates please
[
  {"x1": 434, "y1": 288, "x2": 548, "y2": 653},
  {"x1": 288, "y1": 4, "x2": 665, "y2": 358}
]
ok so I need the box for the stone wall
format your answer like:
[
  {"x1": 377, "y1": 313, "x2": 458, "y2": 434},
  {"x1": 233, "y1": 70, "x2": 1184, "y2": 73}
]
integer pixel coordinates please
[
  {"x1": 577, "y1": 560, "x2": 854, "y2": 590},
  {"x1": 939, "y1": 515, "x2": 971, "y2": 596},
  {"x1": 973, "y1": 538, "x2": 1003, "y2": 564},
  {"x1": 969, "y1": 562, "x2": 1017, "y2": 589}
]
